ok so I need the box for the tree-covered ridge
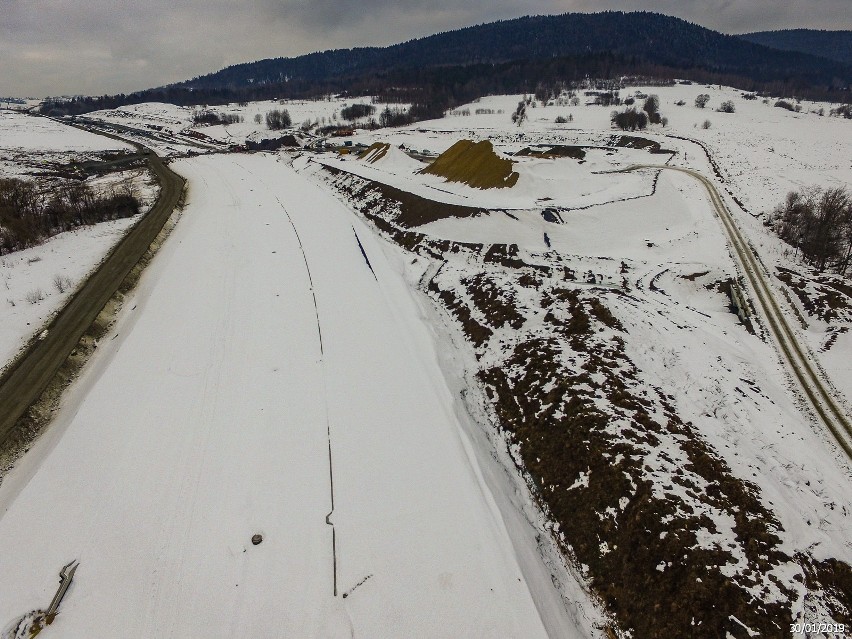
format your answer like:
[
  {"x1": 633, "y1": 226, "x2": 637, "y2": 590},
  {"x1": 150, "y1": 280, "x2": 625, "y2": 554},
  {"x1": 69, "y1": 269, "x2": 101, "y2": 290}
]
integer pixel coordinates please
[
  {"x1": 180, "y1": 12, "x2": 850, "y2": 90},
  {"x1": 739, "y1": 29, "x2": 852, "y2": 66}
]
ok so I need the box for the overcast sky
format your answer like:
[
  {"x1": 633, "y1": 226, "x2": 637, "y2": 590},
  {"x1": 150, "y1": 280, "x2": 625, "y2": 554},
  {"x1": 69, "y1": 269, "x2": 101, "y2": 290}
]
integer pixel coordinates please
[{"x1": 3, "y1": 0, "x2": 850, "y2": 97}]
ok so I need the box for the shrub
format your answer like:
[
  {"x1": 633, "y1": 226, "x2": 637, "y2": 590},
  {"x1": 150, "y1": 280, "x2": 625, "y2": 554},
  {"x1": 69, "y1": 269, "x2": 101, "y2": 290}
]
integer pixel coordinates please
[
  {"x1": 702, "y1": 119, "x2": 712, "y2": 129},
  {"x1": 695, "y1": 94, "x2": 710, "y2": 108},
  {"x1": 265, "y1": 109, "x2": 291, "y2": 130},
  {"x1": 53, "y1": 274, "x2": 73, "y2": 293},
  {"x1": 774, "y1": 100, "x2": 796, "y2": 111},
  {"x1": 829, "y1": 104, "x2": 851, "y2": 119},
  {"x1": 643, "y1": 94, "x2": 660, "y2": 116},
  {"x1": 0, "y1": 178, "x2": 140, "y2": 254},
  {"x1": 511, "y1": 101, "x2": 527, "y2": 126},
  {"x1": 25, "y1": 289, "x2": 44, "y2": 304},
  {"x1": 718, "y1": 100, "x2": 735, "y2": 113},
  {"x1": 379, "y1": 106, "x2": 413, "y2": 127}
]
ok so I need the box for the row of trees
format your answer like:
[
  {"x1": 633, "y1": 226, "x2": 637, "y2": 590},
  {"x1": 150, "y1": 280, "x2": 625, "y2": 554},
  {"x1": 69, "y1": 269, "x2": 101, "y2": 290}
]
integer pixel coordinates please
[
  {"x1": 771, "y1": 186, "x2": 852, "y2": 274},
  {"x1": 340, "y1": 103, "x2": 376, "y2": 121},
  {"x1": 192, "y1": 110, "x2": 242, "y2": 125},
  {"x1": 0, "y1": 178, "x2": 140, "y2": 255},
  {"x1": 610, "y1": 94, "x2": 667, "y2": 130}
]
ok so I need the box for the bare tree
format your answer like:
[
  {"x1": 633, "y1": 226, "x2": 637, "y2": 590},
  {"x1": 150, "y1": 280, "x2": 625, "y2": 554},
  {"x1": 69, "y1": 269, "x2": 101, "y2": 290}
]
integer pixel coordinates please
[
  {"x1": 511, "y1": 101, "x2": 527, "y2": 126},
  {"x1": 265, "y1": 109, "x2": 291, "y2": 130},
  {"x1": 772, "y1": 186, "x2": 852, "y2": 272}
]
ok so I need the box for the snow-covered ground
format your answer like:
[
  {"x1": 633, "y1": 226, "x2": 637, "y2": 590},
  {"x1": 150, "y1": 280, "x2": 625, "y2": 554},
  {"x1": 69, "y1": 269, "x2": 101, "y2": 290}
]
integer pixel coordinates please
[
  {"x1": 0, "y1": 154, "x2": 595, "y2": 638},
  {"x1": 0, "y1": 83, "x2": 849, "y2": 637},
  {"x1": 309, "y1": 83, "x2": 852, "y2": 415},
  {"x1": 0, "y1": 110, "x2": 134, "y2": 179},
  {"x1": 0, "y1": 111, "x2": 132, "y2": 153}
]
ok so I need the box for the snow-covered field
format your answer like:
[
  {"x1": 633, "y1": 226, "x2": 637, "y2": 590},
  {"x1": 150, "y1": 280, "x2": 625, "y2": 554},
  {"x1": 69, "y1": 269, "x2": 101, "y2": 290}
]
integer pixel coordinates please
[
  {"x1": 309, "y1": 84, "x2": 852, "y2": 416},
  {"x1": 0, "y1": 81, "x2": 850, "y2": 637},
  {"x1": 0, "y1": 110, "x2": 134, "y2": 179},
  {"x1": 310, "y1": 145, "x2": 851, "y2": 634},
  {"x1": 0, "y1": 114, "x2": 161, "y2": 372},
  {"x1": 80, "y1": 97, "x2": 407, "y2": 156},
  {"x1": 0, "y1": 111, "x2": 132, "y2": 153},
  {"x1": 0, "y1": 154, "x2": 596, "y2": 638}
]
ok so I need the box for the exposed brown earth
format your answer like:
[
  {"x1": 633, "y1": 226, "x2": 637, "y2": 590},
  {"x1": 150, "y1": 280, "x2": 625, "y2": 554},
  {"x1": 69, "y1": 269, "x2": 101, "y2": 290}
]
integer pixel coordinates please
[{"x1": 421, "y1": 139, "x2": 519, "y2": 189}]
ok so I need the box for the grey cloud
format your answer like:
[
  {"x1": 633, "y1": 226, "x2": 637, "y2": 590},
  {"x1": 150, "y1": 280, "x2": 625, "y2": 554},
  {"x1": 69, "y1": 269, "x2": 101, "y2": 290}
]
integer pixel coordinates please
[{"x1": 2, "y1": 0, "x2": 850, "y2": 97}]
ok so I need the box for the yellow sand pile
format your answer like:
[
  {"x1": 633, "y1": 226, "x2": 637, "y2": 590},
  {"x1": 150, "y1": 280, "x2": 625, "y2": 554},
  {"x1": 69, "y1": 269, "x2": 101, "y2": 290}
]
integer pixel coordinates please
[
  {"x1": 420, "y1": 140, "x2": 519, "y2": 189},
  {"x1": 359, "y1": 142, "x2": 391, "y2": 163}
]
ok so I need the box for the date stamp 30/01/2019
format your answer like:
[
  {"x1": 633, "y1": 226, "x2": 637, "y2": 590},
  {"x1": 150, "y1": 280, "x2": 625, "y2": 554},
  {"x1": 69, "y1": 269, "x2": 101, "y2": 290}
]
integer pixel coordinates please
[{"x1": 790, "y1": 622, "x2": 846, "y2": 636}]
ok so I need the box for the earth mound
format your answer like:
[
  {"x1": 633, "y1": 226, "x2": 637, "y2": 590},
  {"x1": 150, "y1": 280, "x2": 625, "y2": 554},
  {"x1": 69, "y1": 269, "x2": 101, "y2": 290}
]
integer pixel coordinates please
[{"x1": 421, "y1": 140, "x2": 518, "y2": 189}]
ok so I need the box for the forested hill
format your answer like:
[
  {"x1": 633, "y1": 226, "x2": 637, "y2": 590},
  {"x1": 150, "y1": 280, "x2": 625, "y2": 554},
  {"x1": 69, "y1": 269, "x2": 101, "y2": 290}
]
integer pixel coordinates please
[
  {"x1": 43, "y1": 12, "x2": 850, "y2": 116},
  {"x1": 738, "y1": 29, "x2": 852, "y2": 66},
  {"x1": 180, "y1": 12, "x2": 849, "y2": 90}
]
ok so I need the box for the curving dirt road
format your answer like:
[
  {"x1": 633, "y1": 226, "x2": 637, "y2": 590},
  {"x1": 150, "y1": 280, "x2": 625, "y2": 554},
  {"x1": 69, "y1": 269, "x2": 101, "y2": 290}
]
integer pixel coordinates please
[
  {"x1": 626, "y1": 164, "x2": 852, "y2": 459},
  {"x1": 0, "y1": 139, "x2": 185, "y2": 447}
]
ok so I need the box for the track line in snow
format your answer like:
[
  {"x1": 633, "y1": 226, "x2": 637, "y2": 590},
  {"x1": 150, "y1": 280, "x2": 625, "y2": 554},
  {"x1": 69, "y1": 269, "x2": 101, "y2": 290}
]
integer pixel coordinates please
[
  {"x1": 277, "y1": 196, "x2": 324, "y2": 357},
  {"x1": 268, "y1": 187, "x2": 338, "y2": 597},
  {"x1": 231, "y1": 159, "x2": 340, "y2": 597}
]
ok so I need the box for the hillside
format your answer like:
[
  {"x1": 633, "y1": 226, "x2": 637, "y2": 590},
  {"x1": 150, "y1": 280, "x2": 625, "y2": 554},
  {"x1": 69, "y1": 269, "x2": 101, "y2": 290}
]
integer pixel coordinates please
[
  {"x1": 739, "y1": 29, "x2": 852, "y2": 66},
  {"x1": 182, "y1": 12, "x2": 849, "y2": 90},
  {"x1": 44, "y1": 12, "x2": 852, "y2": 118}
]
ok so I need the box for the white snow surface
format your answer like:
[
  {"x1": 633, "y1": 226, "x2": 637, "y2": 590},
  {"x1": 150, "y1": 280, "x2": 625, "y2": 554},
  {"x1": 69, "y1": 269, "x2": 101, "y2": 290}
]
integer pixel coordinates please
[
  {"x1": 0, "y1": 154, "x2": 576, "y2": 638},
  {"x1": 0, "y1": 111, "x2": 132, "y2": 153}
]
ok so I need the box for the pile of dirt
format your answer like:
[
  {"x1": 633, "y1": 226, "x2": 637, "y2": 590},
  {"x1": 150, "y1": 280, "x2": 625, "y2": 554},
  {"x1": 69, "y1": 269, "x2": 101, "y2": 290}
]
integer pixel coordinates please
[
  {"x1": 359, "y1": 142, "x2": 391, "y2": 163},
  {"x1": 611, "y1": 135, "x2": 675, "y2": 155},
  {"x1": 420, "y1": 140, "x2": 519, "y2": 189}
]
